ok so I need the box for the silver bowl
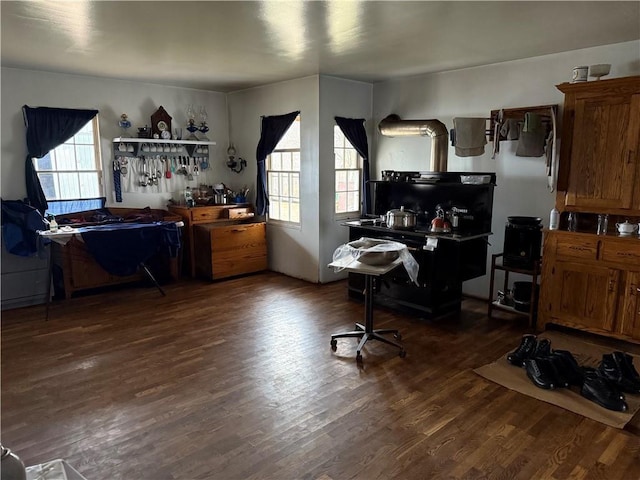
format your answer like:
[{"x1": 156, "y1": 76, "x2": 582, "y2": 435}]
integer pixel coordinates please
[{"x1": 348, "y1": 238, "x2": 401, "y2": 265}]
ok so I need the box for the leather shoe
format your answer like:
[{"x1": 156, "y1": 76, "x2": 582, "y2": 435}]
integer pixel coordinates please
[
  {"x1": 507, "y1": 334, "x2": 537, "y2": 367},
  {"x1": 581, "y1": 368, "x2": 627, "y2": 412},
  {"x1": 550, "y1": 350, "x2": 584, "y2": 387},
  {"x1": 599, "y1": 352, "x2": 640, "y2": 394},
  {"x1": 524, "y1": 357, "x2": 557, "y2": 389},
  {"x1": 531, "y1": 338, "x2": 552, "y2": 359}
]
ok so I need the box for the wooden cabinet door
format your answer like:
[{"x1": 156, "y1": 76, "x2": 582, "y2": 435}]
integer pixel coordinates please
[
  {"x1": 618, "y1": 271, "x2": 640, "y2": 340},
  {"x1": 565, "y1": 93, "x2": 640, "y2": 209},
  {"x1": 549, "y1": 260, "x2": 620, "y2": 333},
  {"x1": 211, "y1": 223, "x2": 267, "y2": 279}
]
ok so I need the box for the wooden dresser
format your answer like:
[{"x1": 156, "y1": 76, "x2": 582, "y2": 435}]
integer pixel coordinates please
[
  {"x1": 539, "y1": 76, "x2": 640, "y2": 342},
  {"x1": 168, "y1": 204, "x2": 266, "y2": 278}
]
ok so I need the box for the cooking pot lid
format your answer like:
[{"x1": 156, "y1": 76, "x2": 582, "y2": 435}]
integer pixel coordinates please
[{"x1": 387, "y1": 206, "x2": 415, "y2": 215}]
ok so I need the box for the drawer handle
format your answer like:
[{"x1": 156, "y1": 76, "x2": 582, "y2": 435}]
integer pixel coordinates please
[
  {"x1": 568, "y1": 246, "x2": 591, "y2": 252},
  {"x1": 231, "y1": 228, "x2": 248, "y2": 233},
  {"x1": 615, "y1": 252, "x2": 637, "y2": 257}
]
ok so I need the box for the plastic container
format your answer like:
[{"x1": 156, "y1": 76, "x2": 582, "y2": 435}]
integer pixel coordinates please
[{"x1": 549, "y1": 208, "x2": 559, "y2": 230}]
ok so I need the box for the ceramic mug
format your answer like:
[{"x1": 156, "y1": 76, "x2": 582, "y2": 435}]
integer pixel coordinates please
[
  {"x1": 118, "y1": 142, "x2": 127, "y2": 152},
  {"x1": 150, "y1": 144, "x2": 157, "y2": 152},
  {"x1": 127, "y1": 144, "x2": 134, "y2": 152},
  {"x1": 141, "y1": 143, "x2": 150, "y2": 153},
  {"x1": 572, "y1": 66, "x2": 588, "y2": 83}
]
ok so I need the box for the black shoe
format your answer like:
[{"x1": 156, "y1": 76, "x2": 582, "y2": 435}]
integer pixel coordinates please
[
  {"x1": 544, "y1": 355, "x2": 570, "y2": 388},
  {"x1": 507, "y1": 334, "x2": 537, "y2": 367},
  {"x1": 550, "y1": 350, "x2": 584, "y2": 387},
  {"x1": 531, "y1": 338, "x2": 552, "y2": 359},
  {"x1": 581, "y1": 368, "x2": 627, "y2": 412},
  {"x1": 599, "y1": 352, "x2": 640, "y2": 394},
  {"x1": 524, "y1": 357, "x2": 556, "y2": 389}
]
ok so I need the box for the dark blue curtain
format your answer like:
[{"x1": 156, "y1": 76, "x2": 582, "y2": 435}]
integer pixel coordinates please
[
  {"x1": 255, "y1": 111, "x2": 300, "y2": 216},
  {"x1": 1, "y1": 199, "x2": 47, "y2": 257},
  {"x1": 335, "y1": 116, "x2": 371, "y2": 216},
  {"x1": 22, "y1": 105, "x2": 99, "y2": 214}
]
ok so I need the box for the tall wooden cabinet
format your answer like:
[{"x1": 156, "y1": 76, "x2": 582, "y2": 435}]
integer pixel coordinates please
[
  {"x1": 540, "y1": 76, "x2": 640, "y2": 343},
  {"x1": 556, "y1": 76, "x2": 640, "y2": 214}
]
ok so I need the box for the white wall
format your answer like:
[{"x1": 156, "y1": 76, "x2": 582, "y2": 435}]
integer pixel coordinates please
[
  {"x1": 0, "y1": 67, "x2": 228, "y2": 308},
  {"x1": 372, "y1": 40, "x2": 640, "y2": 298},
  {"x1": 1, "y1": 67, "x2": 228, "y2": 208},
  {"x1": 228, "y1": 76, "x2": 320, "y2": 282},
  {"x1": 318, "y1": 76, "x2": 373, "y2": 283}
]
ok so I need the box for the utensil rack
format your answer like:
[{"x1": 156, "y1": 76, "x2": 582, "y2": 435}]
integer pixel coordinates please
[{"x1": 488, "y1": 104, "x2": 558, "y2": 141}]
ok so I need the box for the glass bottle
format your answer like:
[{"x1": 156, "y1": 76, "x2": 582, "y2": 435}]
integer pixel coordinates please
[
  {"x1": 597, "y1": 214, "x2": 609, "y2": 235},
  {"x1": 567, "y1": 212, "x2": 578, "y2": 232}
]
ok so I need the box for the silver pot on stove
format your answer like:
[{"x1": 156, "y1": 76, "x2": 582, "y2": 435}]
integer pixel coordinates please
[{"x1": 385, "y1": 206, "x2": 416, "y2": 230}]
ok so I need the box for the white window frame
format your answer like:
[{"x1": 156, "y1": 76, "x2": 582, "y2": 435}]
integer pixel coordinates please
[
  {"x1": 267, "y1": 115, "x2": 301, "y2": 226},
  {"x1": 334, "y1": 125, "x2": 362, "y2": 220},
  {"x1": 33, "y1": 116, "x2": 104, "y2": 202}
]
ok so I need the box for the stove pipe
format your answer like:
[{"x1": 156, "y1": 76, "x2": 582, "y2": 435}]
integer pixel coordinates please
[{"x1": 378, "y1": 114, "x2": 448, "y2": 171}]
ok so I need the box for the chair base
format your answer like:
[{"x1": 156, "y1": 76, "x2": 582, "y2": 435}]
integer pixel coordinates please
[{"x1": 331, "y1": 322, "x2": 405, "y2": 363}]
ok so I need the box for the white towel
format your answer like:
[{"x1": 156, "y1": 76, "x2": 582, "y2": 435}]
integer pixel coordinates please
[{"x1": 453, "y1": 118, "x2": 487, "y2": 157}]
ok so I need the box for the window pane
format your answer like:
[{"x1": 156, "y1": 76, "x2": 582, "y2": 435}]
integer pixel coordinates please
[
  {"x1": 76, "y1": 145, "x2": 95, "y2": 170},
  {"x1": 55, "y1": 144, "x2": 76, "y2": 170},
  {"x1": 292, "y1": 152, "x2": 300, "y2": 171},
  {"x1": 347, "y1": 170, "x2": 360, "y2": 191},
  {"x1": 280, "y1": 173, "x2": 290, "y2": 197},
  {"x1": 291, "y1": 173, "x2": 299, "y2": 198},
  {"x1": 280, "y1": 201, "x2": 290, "y2": 222},
  {"x1": 35, "y1": 154, "x2": 53, "y2": 171},
  {"x1": 269, "y1": 172, "x2": 280, "y2": 195},
  {"x1": 58, "y1": 172, "x2": 80, "y2": 199},
  {"x1": 334, "y1": 127, "x2": 343, "y2": 148},
  {"x1": 282, "y1": 152, "x2": 292, "y2": 171},
  {"x1": 38, "y1": 173, "x2": 57, "y2": 199},
  {"x1": 345, "y1": 150, "x2": 358, "y2": 169},
  {"x1": 334, "y1": 150, "x2": 344, "y2": 169},
  {"x1": 336, "y1": 171, "x2": 347, "y2": 191},
  {"x1": 290, "y1": 200, "x2": 300, "y2": 223},
  {"x1": 79, "y1": 172, "x2": 100, "y2": 198},
  {"x1": 270, "y1": 200, "x2": 281, "y2": 220},
  {"x1": 270, "y1": 153, "x2": 282, "y2": 171},
  {"x1": 336, "y1": 192, "x2": 347, "y2": 213},
  {"x1": 276, "y1": 117, "x2": 300, "y2": 149},
  {"x1": 74, "y1": 122, "x2": 94, "y2": 144},
  {"x1": 348, "y1": 191, "x2": 360, "y2": 212}
]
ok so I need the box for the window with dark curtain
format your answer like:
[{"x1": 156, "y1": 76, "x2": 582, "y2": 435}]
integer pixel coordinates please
[
  {"x1": 255, "y1": 111, "x2": 300, "y2": 216},
  {"x1": 334, "y1": 116, "x2": 371, "y2": 216},
  {"x1": 22, "y1": 105, "x2": 99, "y2": 214}
]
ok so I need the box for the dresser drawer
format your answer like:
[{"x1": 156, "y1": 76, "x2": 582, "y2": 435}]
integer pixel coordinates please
[
  {"x1": 600, "y1": 239, "x2": 640, "y2": 266},
  {"x1": 194, "y1": 222, "x2": 267, "y2": 279},
  {"x1": 554, "y1": 236, "x2": 599, "y2": 261},
  {"x1": 190, "y1": 207, "x2": 225, "y2": 223}
]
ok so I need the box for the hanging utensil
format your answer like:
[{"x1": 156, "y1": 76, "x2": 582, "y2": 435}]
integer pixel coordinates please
[
  {"x1": 187, "y1": 156, "x2": 194, "y2": 181},
  {"x1": 165, "y1": 156, "x2": 172, "y2": 179}
]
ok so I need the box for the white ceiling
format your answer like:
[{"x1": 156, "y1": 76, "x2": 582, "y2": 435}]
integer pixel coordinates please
[{"x1": 2, "y1": 1, "x2": 639, "y2": 93}]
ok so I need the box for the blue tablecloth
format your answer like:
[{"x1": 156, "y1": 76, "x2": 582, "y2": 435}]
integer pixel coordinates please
[{"x1": 79, "y1": 221, "x2": 181, "y2": 276}]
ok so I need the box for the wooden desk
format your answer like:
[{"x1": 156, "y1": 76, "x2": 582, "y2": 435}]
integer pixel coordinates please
[{"x1": 329, "y1": 257, "x2": 406, "y2": 363}]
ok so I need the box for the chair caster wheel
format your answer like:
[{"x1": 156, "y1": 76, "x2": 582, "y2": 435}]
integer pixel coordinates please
[
  {"x1": 394, "y1": 333, "x2": 402, "y2": 340},
  {"x1": 330, "y1": 339, "x2": 337, "y2": 351},
  {"x1": 399, "y1": 350, "x2": 406, "y2": 358},
  {"x1": 356, "y1": 354, "x2": 363, "y2": 364}
]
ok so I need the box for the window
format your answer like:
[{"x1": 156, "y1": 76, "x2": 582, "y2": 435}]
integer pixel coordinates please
[
  {"x1": 334, "y1": 125, "x2": 361, "y2": 216},
  {"x1": 34, "y1": 117, "x2": 103, "y2": 203},
  {"x1": 267, "y1": 115, "x2": 300, "y2": 223}
]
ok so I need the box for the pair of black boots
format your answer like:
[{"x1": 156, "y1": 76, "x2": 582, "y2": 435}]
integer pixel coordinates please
[{"x1": 507, "y1": 334, "x2": 638, "y2": 412}]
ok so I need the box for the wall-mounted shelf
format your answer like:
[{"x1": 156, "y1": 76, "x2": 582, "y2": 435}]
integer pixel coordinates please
[
  {"x1": 489, "y1": 105, "x2": 557, "y2": 142},
  {"x1": 112, "y1": 138, "x2": 216, "y2": 158},
  {"x1": 113, "y1": 137, "x2": 216, "y2": 145}
]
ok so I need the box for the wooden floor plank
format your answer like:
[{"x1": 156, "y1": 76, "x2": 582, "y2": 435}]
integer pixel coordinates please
[{"x1": 2, "y1": 272, "x2": 639, "y2": 479}]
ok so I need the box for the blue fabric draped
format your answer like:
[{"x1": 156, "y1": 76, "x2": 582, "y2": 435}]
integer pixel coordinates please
[
  {"x1": 22, "y1": 105, "x2": 99, "y2": 214},
  {"x1": 335, "y1": 116, "x2": 371, "y2": 216},
  {"x1": 1, "y1": 199, "x2": 48, "y2": 257},
  {"x1": 80, "y1": 222, "x2": 181, "y2": 277},
  {"x1": 255, "y1": 111, "x2": 300, "y2": 216}
]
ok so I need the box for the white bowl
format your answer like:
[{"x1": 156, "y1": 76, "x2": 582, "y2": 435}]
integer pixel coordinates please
[{"x1": 589, "y1": 64, "x2": 611, "y2": 78}]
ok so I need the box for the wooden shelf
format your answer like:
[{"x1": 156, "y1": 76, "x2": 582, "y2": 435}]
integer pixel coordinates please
[{"x1": 113, "y1": 137, "x2": 216, "y2": 145}]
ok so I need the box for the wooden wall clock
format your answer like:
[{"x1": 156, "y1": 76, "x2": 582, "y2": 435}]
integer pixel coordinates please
[{"x1": 151, "y1": 106, "x2": 172, "y2": 139}]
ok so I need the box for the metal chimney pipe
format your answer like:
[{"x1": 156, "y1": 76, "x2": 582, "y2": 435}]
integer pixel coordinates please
[{"x1": 378, "y1": 114, "x2": 448, "y2": 171}]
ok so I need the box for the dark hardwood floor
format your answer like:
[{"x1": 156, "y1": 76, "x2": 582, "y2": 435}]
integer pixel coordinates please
[{"x1": 2, "y1": 272, "x2": 639, "y2": 480}]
